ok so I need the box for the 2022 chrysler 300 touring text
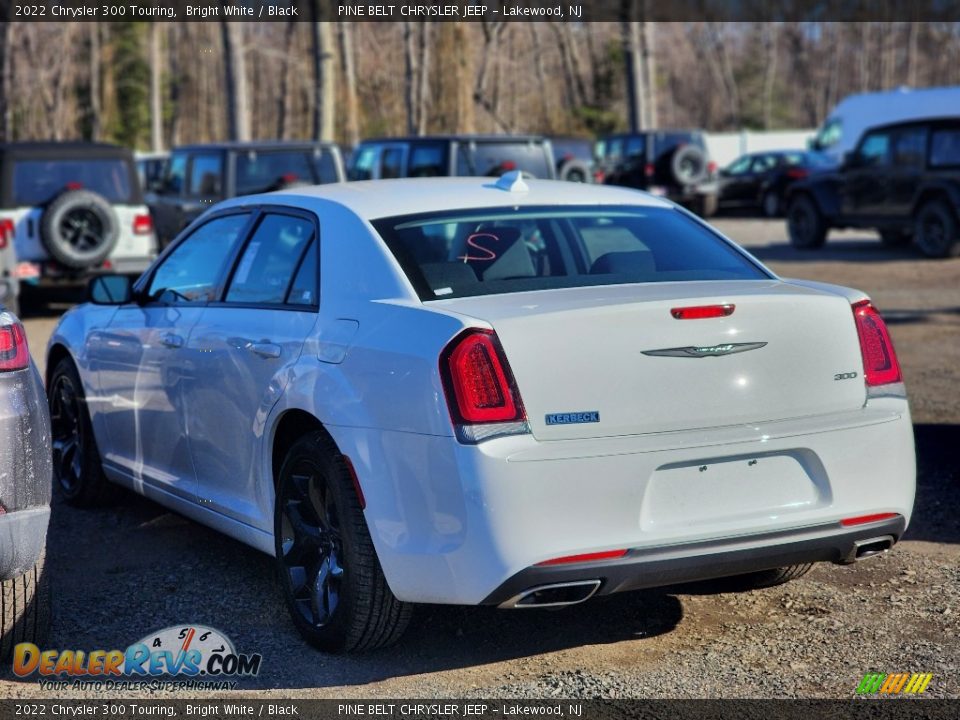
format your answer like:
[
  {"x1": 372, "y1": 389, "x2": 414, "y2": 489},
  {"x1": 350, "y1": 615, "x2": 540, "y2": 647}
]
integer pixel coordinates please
[{"x1": 46, "y1": 174, "x2": 916, "y2": 652}]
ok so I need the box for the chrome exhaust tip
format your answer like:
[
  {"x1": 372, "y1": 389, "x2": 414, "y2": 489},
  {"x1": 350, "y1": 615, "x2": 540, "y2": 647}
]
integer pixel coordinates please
[
  {"x1": 499, "y1": 580, "x2": 602, "y2": 609},
  {"x1": 846, "y1": 535, "x2": 895, "y2": 563}
]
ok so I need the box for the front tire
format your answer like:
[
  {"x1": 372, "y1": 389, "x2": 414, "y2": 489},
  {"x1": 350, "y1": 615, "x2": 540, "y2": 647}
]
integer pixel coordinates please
[
  {"x1": 787, "y1": 195, "x2": 828, "y2": 249},
  {"x1": 914, "y1": 200, "x2": 960, "y2": 258},
  {"x1": 275, "y1": 431, "x2": 411, "y2": 652},
  {"x1": 49, "y1": 357, "x2": 114, "y2": 507},
  {"x1": 1, "y1": 551, "x2": 51, "y2": 660}
]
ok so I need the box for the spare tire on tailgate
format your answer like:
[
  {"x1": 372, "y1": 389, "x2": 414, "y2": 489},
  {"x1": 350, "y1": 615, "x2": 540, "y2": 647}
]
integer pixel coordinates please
[
  {"x1": 40, "y1": 190, "x2": 119, "y2": 269},
  {"x1": 669, "y1": 145, "x2": 708, "y2": 186}
]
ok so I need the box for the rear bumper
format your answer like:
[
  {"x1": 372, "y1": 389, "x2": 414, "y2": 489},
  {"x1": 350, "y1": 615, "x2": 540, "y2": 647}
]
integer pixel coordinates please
[
  {"x1": 334, "y1": 398, "x2": 916, "y2": 606},
  {"x1": 0, "y1": 507, "x2": 50, "y2": 580},
  {"x1": 482, "y1": 515, "x2": 905, "y2": 606}
]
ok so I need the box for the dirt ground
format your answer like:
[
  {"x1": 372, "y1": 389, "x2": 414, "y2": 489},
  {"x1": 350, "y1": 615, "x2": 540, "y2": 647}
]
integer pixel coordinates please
[{"x1": 3, "y1": 218, "x2": 958, "y2": 699}]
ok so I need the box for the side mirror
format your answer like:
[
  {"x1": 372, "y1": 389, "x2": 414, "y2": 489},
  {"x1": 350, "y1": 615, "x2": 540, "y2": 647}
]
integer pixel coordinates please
[{"x1": 88, "y1": 275, "x2": 134, "y2": 305}]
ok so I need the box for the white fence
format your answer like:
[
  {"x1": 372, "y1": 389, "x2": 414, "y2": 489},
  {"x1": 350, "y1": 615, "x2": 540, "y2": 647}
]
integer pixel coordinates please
[{"x1": 704, "y1": 130, "x2": 816, "y2": 168}]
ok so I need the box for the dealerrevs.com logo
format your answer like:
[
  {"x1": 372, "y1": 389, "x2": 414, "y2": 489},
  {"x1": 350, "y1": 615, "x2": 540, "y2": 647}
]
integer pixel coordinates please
[
  {"x1": 856, "y1": 672, "x2": 935, "y2": 695},
  {"x1": 13, "y1": 625, "x2": 262, "y2": 691}
]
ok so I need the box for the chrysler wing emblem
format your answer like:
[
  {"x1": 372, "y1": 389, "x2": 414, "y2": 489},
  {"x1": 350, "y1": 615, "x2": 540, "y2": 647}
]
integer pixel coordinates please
[{"x1": 642, "y1": 342, "x2": 767, "y2": 358}]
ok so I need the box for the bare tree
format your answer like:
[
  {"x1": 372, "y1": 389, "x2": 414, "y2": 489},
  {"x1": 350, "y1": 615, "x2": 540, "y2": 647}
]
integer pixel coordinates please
[
  {"x1": 0, "y1": 20, "x2": 12, "y2": 140},
  {"x1": 415, "y1": 23, "x2": 431, "y2": 135},
  {"x1": 621, "y1": 10, "x2": 645, "y2": 132},
  {"x1": 275, "y1": 20, "x2": 297, "y2": 139},
  {"x1": 403, "y1": 22, "x2": 416, "y2": 135},
  {"x1": 149, "y1": 24, "x2": 164, "y2": 151},
  {"x1": 337, "y1": 21, "x2": 359, "y2": 146},
  {"x1": 528, "y1": 23, "x2": 551, "y2": 131},
  {"x1": 641, "y1": 20, "x2": 657, "y2": 128},
  {"x1": 762, "y1": 23, "x2": 779, "y2": 129},
  {"x1": 221, "y1": 22, "x2": 250, "y2": 141},
  {"x1": 310, "y1": 13, "x2": 335, "y2": 142},
  {"x1": 474, "y1": 22, "x2": 509, "y2": 131}
]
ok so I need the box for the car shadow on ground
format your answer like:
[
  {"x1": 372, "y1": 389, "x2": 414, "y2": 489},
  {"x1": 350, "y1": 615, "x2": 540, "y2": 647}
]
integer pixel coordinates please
[
  {"x1": 904, "y1": 423, "x2": 960, "y2": 546},
  {"x1": 3, "y1": 487, "x2": 683, "y2": 690},
  {"x1": 745, "y1": 239, "x2": 925, "y2": 264}
]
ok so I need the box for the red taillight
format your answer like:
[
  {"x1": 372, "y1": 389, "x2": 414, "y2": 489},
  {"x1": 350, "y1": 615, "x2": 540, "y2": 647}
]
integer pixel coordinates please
[
  {"x1": 840, "y1": 512, "x2": 899, "y2": 527},
  {"x1": 537, "y1": 549, "x2": 628, "y2": 566},
  {"x1": 0, "y1": 322, "x2": 29, "y2": 372},
  {"x1": 786, "y1": 168, "x2": 809, "y2": 180},
  {"x1": 671, "y1": 304, "x2": 735, "y2": 320},
  {"x1": 133, "y1": 214, "x2": 153, "y2": 235},
  {"x1": 500, "y1": 161, "x2": 517, "y2": 172},
  {"x1": 442, "y1": 329, "x2": 525, "y2": 425},
  {"x1": 644, "y1": 163, "x2": 655, "y2": 178},
  {"x1": 0, "y1": 218, "x2": 13, "y2": 249},
  {"x1": 852, "y1": 301, "x2": 901, "y2": 387},
  {"x1": 593, "y1": 169, "x2": 605, "y2": 184},
  {"x1": 707, "y1": 161, "x2": 718, "y2": 175},
  {"x1": 65, "y1": 181, "x2": 83, "y2": 191}
]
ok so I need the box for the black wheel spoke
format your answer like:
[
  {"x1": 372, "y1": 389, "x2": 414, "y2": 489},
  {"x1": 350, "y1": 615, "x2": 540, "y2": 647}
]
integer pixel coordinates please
[{"x1": 279, "y1": 461, "x2": 346, "y2": 630}]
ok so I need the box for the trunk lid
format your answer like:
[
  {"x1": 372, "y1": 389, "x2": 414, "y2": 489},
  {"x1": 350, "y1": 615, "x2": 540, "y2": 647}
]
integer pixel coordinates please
[{"x1": 434, "y1": 281, "x2": 866, "y2": 440}]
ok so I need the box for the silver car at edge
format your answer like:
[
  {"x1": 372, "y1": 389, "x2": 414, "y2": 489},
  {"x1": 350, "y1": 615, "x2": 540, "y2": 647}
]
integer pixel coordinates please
[{"x1": 0, "y1": 305, "x2": 52, "y2": 658}]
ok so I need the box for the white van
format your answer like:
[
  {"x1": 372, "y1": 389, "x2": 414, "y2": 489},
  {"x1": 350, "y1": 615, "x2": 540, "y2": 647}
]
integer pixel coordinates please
[{"x1": 811, "y1": 85, "x2": 960, "y2": 164}]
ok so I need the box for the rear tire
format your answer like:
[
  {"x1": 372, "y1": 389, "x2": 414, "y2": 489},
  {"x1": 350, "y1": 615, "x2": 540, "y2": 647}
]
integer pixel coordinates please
[
  {"x1": 787, "y1": 195, "x2": 828, "y2": 249},
  {"x1": 275, "y1": 431, "x2": 412, "y2": 652},
  {"x1": 1, "y1": 550, "x2": 51, "y2": 660},
  {"x1": 914, "y1": 200, "x2": 960, "y2": 258},
  {"x1": 49, "y1": 357, "x2": 114, "y2": 507}
]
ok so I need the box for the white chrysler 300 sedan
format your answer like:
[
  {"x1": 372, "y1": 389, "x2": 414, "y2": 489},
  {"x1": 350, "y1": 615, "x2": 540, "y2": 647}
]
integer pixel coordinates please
[{"x1": 47, "y1": 174, "x2": 915, "y2": 651}]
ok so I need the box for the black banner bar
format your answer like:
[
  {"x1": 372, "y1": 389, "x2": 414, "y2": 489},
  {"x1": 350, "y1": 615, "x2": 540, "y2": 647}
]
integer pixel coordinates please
[
  {"x1": 1, "y1": 699, "x2": 958, "y2": 720},
  {"x1": 2, "y1": 0, "x2": 960, "y2": 23}
]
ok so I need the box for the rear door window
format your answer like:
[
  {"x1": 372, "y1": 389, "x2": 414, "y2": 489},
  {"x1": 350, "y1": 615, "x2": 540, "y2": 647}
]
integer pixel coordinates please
[
  {"x1": 235, "y1": 150, "x2": 315, "y2": 194},
  {"x1": 380, "y1": 147, "x2": 405, "y2": 179},
  {"x1": 929, "y1": 129, "x2": 960, "y2": 167},
  {"x1": 892, "y1": 127, "x2": 928, "y2": 168},
  {"x1": 457, "y1": 141, "x2": 551, "y2": 178},
  {"x1": 225, "y1": 214, "x2": 315, "y2": 305},
  {"x1": 12, "y1": 159, "x2": 135, "y2": 205},
  {"x1": 408, "y1": 143, "x2": 447, "y2": 177},
  {"x1": 373, "y1": 206, "x2": 767, "y2": 301},
  {"x1": 188, "y1": 153, "x2": 224, "y2": 198},
  {"x1": 349, "y1": 145, "x2": 378, "y2": 181}
]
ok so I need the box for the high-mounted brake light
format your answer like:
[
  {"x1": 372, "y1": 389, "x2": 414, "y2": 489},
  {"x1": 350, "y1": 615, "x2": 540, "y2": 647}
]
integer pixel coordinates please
[
  {"x1": 852, "y1": 301, "x2": 901, "y2": 387},
  {"x1": 671, "y1": 304, "x2": 735, "y2": 320},
  {"x1": 0, "y1": 218, "x2": 13, "y2": 249},
  {"x1": 0, "y1": 322, "x2": 29, "y2": 372},
  {"x1": 133, "y1": 214, "x2": 153, "y2": 235},
  {"x1": 441, "y1": 329, "x2": 527, "y2": 443}
]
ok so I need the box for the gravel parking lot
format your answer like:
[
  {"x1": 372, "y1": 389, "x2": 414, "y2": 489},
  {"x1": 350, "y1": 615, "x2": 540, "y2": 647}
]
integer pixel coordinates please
[{"x1": 3, "y1": 218, "x2": 958, "y2": 699}]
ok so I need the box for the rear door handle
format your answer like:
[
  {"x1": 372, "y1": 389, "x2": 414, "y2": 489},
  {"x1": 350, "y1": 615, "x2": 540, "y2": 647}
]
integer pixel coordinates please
[
  {"x1": 248, "y1": 342, "x2": 281, "y2": 359},
  {"x1": 161, "y1": 333, "x2": 184, "y2": 349}
]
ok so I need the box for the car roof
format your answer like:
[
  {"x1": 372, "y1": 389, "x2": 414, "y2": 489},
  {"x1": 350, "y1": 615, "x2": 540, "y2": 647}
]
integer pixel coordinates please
[
  {"x1": 0, "y1": 141, "x2": 133, "y2": 160},
  {"x1": 223, "y1": 177, "x2": 673, "y2": 220},
  {"x1": 172, "y1": 141, "x2": 339, "y2": 151},
  {"x1": 356, "y1": 134, "x2": 549, "y2": 144}
]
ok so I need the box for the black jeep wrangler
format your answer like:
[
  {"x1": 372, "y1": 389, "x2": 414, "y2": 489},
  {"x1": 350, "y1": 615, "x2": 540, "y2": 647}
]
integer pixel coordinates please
[
  {"x1": 596, "y1": 130, "x2": 718, "y2": 216},
  {"x1": 786, "y1": 118, "x2": 960, "y2": 258}
]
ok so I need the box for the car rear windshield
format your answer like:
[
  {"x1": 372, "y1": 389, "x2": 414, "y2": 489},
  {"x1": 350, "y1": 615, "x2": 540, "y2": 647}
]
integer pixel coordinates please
[
  {"x1": 373, "y1": 205, "x2": 768, "y2": 301},
  {"x1": 235, "y1": 149, "x2": 338, "y2": 195},
  {"x1": 13, "y1": 159, "x2": 135, "y2": 205},
  {"x1": 456, "y1": 141, "x2": 551, "y2": 178}
]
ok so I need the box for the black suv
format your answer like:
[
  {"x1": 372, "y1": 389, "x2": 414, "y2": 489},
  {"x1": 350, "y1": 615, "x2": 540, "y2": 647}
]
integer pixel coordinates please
[
  {"x1": 348, "y1": 135, "x2": 557, "y2": 181},
  {"x1": 147, "y1": 141, "x2": 345, "y2": 247},
  {"x1": 787, "y1": 118, "x2": 960, "y2": 258},
  {"x1": 597, "y1": 130, "x2": 717, "y2": 215}
]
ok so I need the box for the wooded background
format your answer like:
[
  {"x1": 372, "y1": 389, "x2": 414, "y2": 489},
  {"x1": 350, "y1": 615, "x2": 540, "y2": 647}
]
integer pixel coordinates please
[{"x1": 1, "y1": 20, "x2": 959, "y2": 149}]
